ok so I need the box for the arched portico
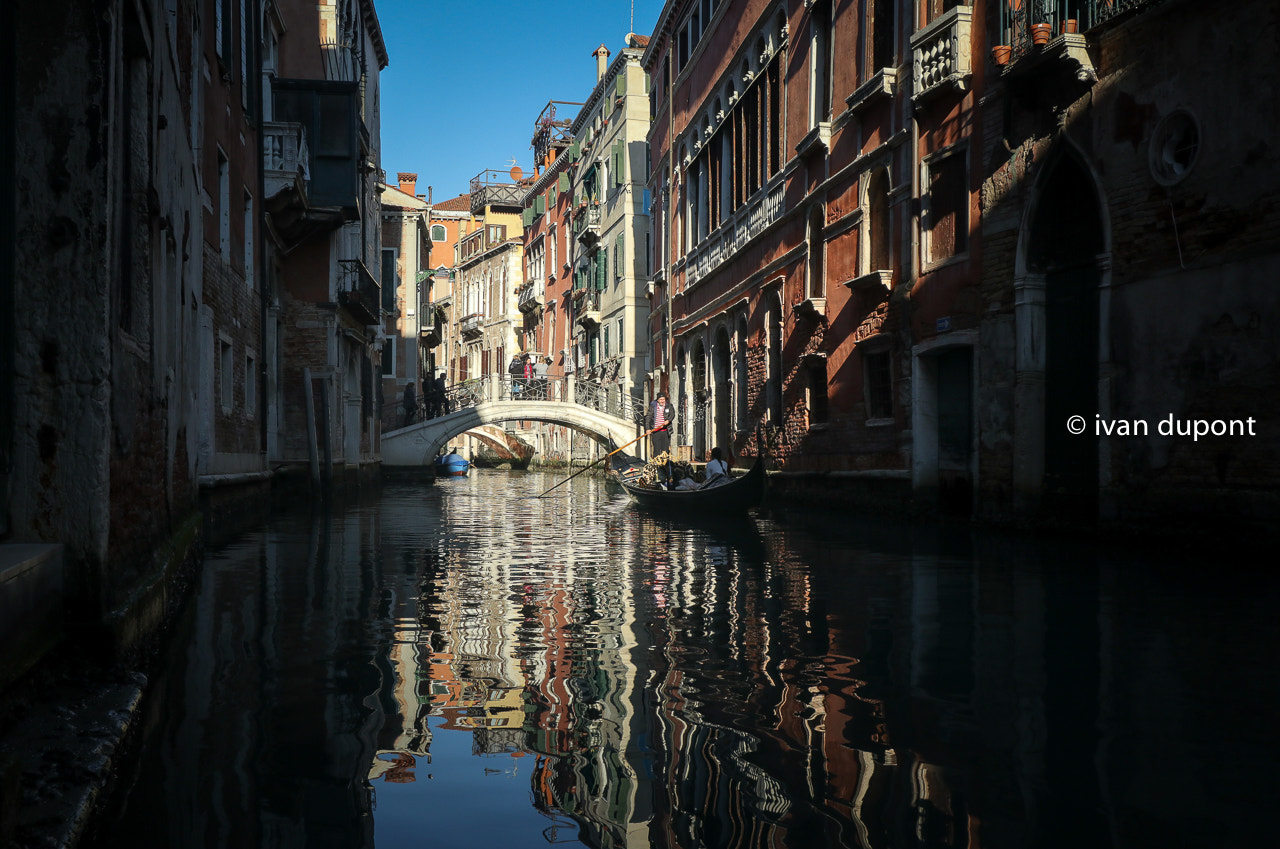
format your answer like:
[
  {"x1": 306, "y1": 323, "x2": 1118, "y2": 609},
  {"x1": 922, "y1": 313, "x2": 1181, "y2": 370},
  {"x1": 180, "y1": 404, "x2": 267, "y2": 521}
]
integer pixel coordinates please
[{"x1": 382, "y1": 400, "x2": 640, "y2": 467}]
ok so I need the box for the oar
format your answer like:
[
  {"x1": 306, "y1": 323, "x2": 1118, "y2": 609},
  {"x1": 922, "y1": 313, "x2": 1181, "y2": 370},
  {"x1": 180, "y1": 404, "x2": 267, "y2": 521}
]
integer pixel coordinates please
[{"x1": 537, "y1": 426, "x2": 664, "y2": 498}]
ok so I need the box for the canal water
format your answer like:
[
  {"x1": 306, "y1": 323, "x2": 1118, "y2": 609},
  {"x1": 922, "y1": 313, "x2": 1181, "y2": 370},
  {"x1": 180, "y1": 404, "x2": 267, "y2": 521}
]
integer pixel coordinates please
[{"x1": 95, "y1": 470, "x2": 1278, "y2": 849}]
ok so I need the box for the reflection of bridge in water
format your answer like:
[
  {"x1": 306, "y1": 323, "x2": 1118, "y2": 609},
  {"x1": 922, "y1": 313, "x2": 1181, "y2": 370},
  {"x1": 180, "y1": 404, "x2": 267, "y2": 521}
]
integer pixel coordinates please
[{"x1": 383, "y1": 375, "x2": 646, "y2": 468}]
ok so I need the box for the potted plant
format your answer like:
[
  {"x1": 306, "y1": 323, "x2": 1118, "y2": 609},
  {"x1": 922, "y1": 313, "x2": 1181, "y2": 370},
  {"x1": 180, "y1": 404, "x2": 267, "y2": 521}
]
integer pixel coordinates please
[
  {"x1": 1062, "y1": 19, "x2": 1078, "y2": 34},
  {"x1": 1031, "y1": 22, "x2": 1052, "y2": 45},
  {"x1": 993, "y1": 44, "x2": 1012, "y2": 65}
]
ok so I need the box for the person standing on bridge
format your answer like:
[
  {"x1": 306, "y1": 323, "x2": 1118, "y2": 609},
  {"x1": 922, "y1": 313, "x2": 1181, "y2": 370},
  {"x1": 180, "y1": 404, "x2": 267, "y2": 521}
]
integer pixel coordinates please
[
  {"x1": 649, "y1": 392, "x2": 674, "y2": 459},
  {"x1": 533, "y1": 356, "x2": 549, "y2": 399},
  {"x1": 508, "y1": 354, "x2": 524, "y2": 396},
  {"x1": 435, "y1": 373, "x2": 449, "y2": 415},
  {"x1": 401, "y1": 381, "x2": 417, "y2": 428}
]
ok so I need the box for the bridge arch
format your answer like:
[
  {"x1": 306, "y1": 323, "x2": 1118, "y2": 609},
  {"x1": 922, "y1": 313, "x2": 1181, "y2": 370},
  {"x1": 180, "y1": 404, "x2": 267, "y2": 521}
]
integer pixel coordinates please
[{"x1": 381, "y1": 399, "x2": 641, "y2": 467}]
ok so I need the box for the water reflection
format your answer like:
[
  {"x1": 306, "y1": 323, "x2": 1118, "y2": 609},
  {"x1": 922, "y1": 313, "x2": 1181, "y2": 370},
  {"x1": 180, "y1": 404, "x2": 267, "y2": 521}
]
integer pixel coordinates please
[{"x1": 96, "y1": 472, "x2": 1279, "y2": 849}]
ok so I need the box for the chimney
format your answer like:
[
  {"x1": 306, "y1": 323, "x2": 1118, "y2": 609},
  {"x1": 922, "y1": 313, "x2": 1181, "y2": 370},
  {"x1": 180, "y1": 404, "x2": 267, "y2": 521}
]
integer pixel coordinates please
[
  {"x1": 397, "y1": 172, "x2": 418, "y2": 195},
  {"x1": 594, "y1": 44, "x2": 610, "y2": 82}
]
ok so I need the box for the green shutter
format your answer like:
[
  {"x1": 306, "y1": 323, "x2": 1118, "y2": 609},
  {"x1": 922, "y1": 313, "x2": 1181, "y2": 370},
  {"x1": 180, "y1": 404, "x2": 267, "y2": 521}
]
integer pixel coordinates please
[
  {"x1": 596, "y1": 252, "x2": 607, "y2": 291},
  {"x1": 534, "y1": 194, "x2": 545, "y2": 214},
  {"x1": 522, "y1": 207, "x2": 534, "y2": 226},
  {"x1": 616, "y1": 74, "x2": 627, "y2": 97},
  {"x1": 616, "y1": 233, "x2": 624, "y2": 278},
  {"x1": 558, "y1": 172, "x2": 570, "y2": 192},
  {"x1": 613, "y1": 141, "x2": 625, "y2": 186}
]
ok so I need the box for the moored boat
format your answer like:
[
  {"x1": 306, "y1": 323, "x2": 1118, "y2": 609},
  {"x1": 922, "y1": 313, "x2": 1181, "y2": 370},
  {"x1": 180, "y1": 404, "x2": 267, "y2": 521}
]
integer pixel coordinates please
[{"x1": 435, "y1": 453, "x2": 470, "y2": 477}]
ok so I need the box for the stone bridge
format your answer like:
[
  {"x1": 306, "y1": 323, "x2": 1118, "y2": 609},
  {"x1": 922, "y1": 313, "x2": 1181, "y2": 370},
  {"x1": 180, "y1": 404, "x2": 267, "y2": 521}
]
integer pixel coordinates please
[{"x1": 382, "y1": 375, "x2": 645, "y2": 467}]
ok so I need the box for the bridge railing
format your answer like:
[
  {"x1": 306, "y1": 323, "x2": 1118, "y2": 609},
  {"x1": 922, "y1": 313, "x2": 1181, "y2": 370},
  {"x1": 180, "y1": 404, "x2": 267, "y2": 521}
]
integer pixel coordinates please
[
  {"x1": 571, "y1": 379, "x2": 647, "y2": 426},
  {"x1": 383, "y1": 375, "x2": 646, "y2": 433}
]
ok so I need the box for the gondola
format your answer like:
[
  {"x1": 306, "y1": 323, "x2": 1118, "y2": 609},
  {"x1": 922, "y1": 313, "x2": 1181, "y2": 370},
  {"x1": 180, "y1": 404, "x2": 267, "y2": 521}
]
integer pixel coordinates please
[{"x1": 610, "y1": 452, "x2": 767, "y2": 514}]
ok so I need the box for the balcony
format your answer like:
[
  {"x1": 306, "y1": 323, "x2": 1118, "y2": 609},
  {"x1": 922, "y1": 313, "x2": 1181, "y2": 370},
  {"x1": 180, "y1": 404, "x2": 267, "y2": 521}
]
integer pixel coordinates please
[
  {"x1": 911, "y1": 7, "x2": 973, "y2": 104},
  {"x1": 272, "y1": 79, "x2": 361, "y2": 211},
  {"x1": 997, "y1": 0, "x2": 1109, "y2": 82},
  {"x1": 576, "y1": 205, "x2": 602, "y2": 246},
  {"x1": 685, "y1": 175, "x2": 785, "y2": 289},
  {"x1": 337, "y1": 259, "x2": 380, "y2": 326},
  {"x1": 417, "y1": 304, "x2": 446, "y2": 348},
  {"x1": 264, "y1": 122, "x2": 309, "y2": 198},
  {"x1": 469, "y1": 170, "x2": 526, "y2": 215},
  {"x1": 460, "y1": 313, "x2": 483, "y2": 339},
  {"x1": 517, "y1": 281, "x2": 545, "y2": 314},
  {"x1": 575, "y1": 291, "x2": 601, "y2": 328}
]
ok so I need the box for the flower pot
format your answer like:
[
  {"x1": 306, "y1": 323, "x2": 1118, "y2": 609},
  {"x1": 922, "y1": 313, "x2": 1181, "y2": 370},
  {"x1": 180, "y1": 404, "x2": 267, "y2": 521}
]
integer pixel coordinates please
[
  {"x1": 992, "y1": 45, "x2": 1012, "y2": 65},
  {"x1": 1063, "y1": 19, "x2": 1078, "y2": 34},
  {"x1": 1031, "y1": 23, "x2": 1052, "y2": 46}
]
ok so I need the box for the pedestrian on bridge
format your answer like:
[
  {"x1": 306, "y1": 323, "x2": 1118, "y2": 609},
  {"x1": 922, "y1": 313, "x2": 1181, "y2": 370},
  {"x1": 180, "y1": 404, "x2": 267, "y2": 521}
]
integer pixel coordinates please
[
  {"x1": 435, "y1": 373, "x2": 450, "y2": 415},
  {"x1": 401, "y1": 381, "x2": 417, "y2": 428}
]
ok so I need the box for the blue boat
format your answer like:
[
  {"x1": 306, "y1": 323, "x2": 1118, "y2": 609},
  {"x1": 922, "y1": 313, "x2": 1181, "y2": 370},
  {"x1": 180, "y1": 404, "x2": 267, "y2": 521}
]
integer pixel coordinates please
[{"x1": 435, "y1": 452, "x2": 470, "y2": 477}]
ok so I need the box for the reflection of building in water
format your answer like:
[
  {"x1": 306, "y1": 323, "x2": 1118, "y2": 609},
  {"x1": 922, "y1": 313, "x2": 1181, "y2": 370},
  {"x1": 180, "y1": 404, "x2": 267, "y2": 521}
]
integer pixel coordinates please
[
  {"x1": 515, "y1": 527, "x2": 655, "y2": 847},
  {"x1": 635, "y1": 513, "x2": 987, "y2": 849}
]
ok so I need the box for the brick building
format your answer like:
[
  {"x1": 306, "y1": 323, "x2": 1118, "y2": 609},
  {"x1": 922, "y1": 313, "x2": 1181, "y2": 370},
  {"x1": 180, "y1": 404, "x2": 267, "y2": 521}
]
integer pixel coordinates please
[
  {"x1": 976, "y1": 0, "x2": 1280, "y2": 528},
  {"x1": 640, "y1": 0, "x2": 1279, "y2": 529},
  {"x1": 266, "y1": 0, "x2": 389, "y2": 483},
  {"x1": 198, "y1": 0, "x2": 273, "y2": 523}
]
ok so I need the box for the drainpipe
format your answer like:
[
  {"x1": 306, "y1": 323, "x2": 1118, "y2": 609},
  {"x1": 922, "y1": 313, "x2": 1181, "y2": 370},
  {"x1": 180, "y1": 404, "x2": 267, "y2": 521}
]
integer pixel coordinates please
[
  {"x1": 664, "y1": 43, "x2": 675, "y2": 401},
  {"x1": 255, "y1": 0, "x2": 270, "y2": 472}
]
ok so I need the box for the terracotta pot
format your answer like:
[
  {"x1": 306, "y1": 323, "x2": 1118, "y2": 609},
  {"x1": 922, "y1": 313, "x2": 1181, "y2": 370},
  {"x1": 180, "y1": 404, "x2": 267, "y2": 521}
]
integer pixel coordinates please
[
  {"x1": 1063, "y1": 19, "x2": 1078, "y2": 34},
  {"x1": 993, "y1": 45, "x2": 1012, "y2": 65},
  {"x1": 1031, "y1": 23, "x2": 1052, "y2": 46}
]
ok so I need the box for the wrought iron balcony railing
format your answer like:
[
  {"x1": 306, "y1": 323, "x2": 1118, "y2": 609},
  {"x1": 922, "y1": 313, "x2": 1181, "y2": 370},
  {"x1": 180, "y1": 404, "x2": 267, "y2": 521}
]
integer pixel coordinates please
[
  {"x1": 460, "y1": 313, "x2": 483, "y2": 337},
  {"x1": 999, "y1": 0, "x2": 1165, "y2": 62},
  {"x1": 336, "y1": 259, "x2": 380, "y2": 325}
]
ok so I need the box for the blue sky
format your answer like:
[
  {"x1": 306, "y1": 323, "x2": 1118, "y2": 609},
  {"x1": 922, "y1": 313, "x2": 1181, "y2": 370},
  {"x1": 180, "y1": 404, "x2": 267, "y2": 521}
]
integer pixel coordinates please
[{"x1": 374, "y1": 0, "x2": 667, "y2": 202}]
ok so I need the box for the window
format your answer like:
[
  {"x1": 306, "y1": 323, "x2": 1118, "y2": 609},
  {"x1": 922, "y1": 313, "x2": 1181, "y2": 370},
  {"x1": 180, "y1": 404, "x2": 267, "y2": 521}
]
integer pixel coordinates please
[
  {"x1": 243, "y1": 190, "x2": 254, "y2": 288},
  {"x1": 217, "y1": 148, "x2": 230, "y2": 258},
  {"x1": 870, "y1": 0, "x2": 896, "y2": 74},
  {"x1": 864, "y1": 349, "x2": 893, "y2": 420},
  {"x1": 925, "y1": 149, "x2": 968, "y2": 264},
  {"x1": 926, "y1": 0, "x2": 967, "y2": 26},
  {"x1": 239, "y1": 0, "x2": 248, "y2": 108},
  {"x1": 382, "y1": 337, "x2": 396, "y2": 376},
  {"x1": 431, "y1": 224, "x2": 447, "y2": 241},
  {"x1": 615, "y1": 317, "x2": 624, "y2": 356},
  {"x1": 807, "y1": 206, "x2": 824, "y2": 299},
  {"x1": 219, "y1": 339, "x2": 233, "y2": 411},
  {"x1": 382, "y1": 248, "x2": 397, "y2": 312},
  {"x1": 807, "y1": 360, "x2": 829, "y2": 425},
  {"x1": 614, "y1": 233, "x2": 624, "y2": 280},
  {"x1": 867, "y1": 169, "x2": 891, "y2": 272},
  {"x1": 244, "y1": 352, "x2": 256, "y2": 415},
  {"x1": 810, "y1": 0, "x2": 833, "y2": 127}
]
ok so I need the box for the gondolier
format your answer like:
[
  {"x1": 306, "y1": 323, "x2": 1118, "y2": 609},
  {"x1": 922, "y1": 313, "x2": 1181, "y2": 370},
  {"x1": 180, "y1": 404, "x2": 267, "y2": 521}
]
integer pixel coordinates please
[{"x1": 649, "y1": 392, "x2": 674, "y2": 458}]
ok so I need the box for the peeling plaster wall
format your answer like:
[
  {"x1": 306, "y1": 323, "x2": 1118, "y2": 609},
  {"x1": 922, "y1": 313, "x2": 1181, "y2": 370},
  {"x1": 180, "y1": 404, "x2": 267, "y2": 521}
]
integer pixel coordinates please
[{"x1": 9, "y1": 0, "x2": 203, "y2": 626}]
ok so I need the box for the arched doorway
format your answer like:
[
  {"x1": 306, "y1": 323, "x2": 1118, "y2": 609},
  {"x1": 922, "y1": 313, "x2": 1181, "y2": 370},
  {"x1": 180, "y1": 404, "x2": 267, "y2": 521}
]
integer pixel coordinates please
[
  {"x1": 1020, "y1": 147, "x2": 1107, "y2": 515},
  {"x1": 766, "y1": 292, "x2": 783, "y2": 426},
  {"x1": 712, "y1": 326, "x2": 732, "y2": 455},
  {"x1": 735, "y1": 314, "x2": 749, "y2": 440},
  {"x1": 692, "y1": 338, "x2": 708, "y2": 459}
]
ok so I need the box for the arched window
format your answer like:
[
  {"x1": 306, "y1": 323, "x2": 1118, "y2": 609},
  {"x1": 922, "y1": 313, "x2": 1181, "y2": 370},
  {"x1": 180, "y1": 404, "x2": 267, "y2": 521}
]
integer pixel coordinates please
[
  {"x1": 868, "y1": 168, "x2": 891, "y2": 272},
  {"x1": 430, "y1": 224, "x2": 447, "y2": 242}
]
